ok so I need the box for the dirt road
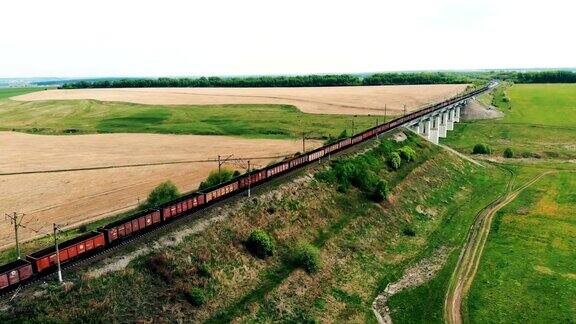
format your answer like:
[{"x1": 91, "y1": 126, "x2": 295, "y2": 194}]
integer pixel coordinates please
[{"x1": 444, "y1": 171, "x2": 551, "y2": 324}]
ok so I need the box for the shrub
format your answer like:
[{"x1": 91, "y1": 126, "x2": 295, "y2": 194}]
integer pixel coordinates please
[
  {"x1": 198, "y1": 168, "x2": 236, "y2": 190},
  {"x1": 197, "y1": 263, "x2": 211, "y2": 278},
  {"x1": 387, "y1": 152, "x2": 402, "y2": 170},
  {"x1": 186, "y1": 287, "x2": 206, "y2": 306},
  {"x1": 398, "y1": 146, "x2": 417, "y2": 161},
  {"x1": 143, "y1": 181, "x2": 180, "y2": 209},
  {"x1": 246, "y1": 229, "x2": 275, "y2": 259},
  {"x1": 371, "y1": 180, "x2": 389, "y2": 202},
  {"x1": 472, "y1": 143, "x2": 492, "y2": 155},
  {"x1": 292, "y1": 242, "x2": 321, "y2": 273},
  {"x1": 402, "y1": 227, "x2": 416, "y2": 237},
  {"x1": 503, "y1": 147, "x2": 514, "y2": 158},
  {"x1": 78, "y1": 224, "x2": 88, "y2": 233}
]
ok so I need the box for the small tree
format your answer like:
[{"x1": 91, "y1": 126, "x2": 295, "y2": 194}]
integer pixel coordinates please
[
  {"x1": 398, "y1": 146, "x2": 417, "y2": 162},
  {"x1": 199, "y1": 168, "x2": 235, "y2": 190},
  {"x1": 292, "y1": 242, "x2": 321, "y2": 274},
  {"x1": 472, "y1": 143, "x2": 492, "y2": 155},
  {"x1": 503, "y1": 147, "x2": 514, "y2": 158},
  {"x1": 143, "y1": 181, "x2": 179, "y2": 209},
  {"x1": 246, "y1": 229, "x2": 275, "y2": 259},
  {"x1": 388, "y1": 152, "x2": 402, "y2": 170},
  {"x1": 371, "y1": 180, "x2": 389, "y2": 202},
  {"x1": 186, "y1": 287, "x2": 206, "y2": 306}
]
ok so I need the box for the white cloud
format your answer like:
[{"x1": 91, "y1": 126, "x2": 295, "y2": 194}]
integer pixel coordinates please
[{"x1": 0, "y1": 0, "x2": 574, "y2": 77}]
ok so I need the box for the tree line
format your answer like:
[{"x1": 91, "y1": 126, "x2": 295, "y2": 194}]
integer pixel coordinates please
[
  {"x1": 59, "y1": 72, "x2": 475, "y2": 89},
  {"x1": 508, "y1": 70, "x2": 576, "y2": 83}
]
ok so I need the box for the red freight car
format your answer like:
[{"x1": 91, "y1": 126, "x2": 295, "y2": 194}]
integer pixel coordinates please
[
  {"x1": 0, "y1": 259, "x2": 33, "y2": 290},
  {"x1": 99, "y1": 209, "x2": 161, "y2": 244},
  {"x1": 238, "y1": 169, "x2": 267, "y2": 189},
  {"x1": 162, "y1": 193, "x2": 206, "y2": 220},
  {"x1": 205, "y1": 181, "x2": 240, "y2": 203},
  {"x1": 27, "y1": 232, "x2": 105, "y2": 273}
]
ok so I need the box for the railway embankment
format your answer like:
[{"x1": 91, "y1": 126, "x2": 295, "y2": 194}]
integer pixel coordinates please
[{"x1": 1, "y1": 132, "x2": 508, "y2": 322}]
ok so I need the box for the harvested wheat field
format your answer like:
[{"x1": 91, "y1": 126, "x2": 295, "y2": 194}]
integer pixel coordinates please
[
  {"x1": 14, "y1": 84, "x2": 467, "y2": 115},
  {"x1": 0, "y1": 132, "x2": 320, "y2": 248}
]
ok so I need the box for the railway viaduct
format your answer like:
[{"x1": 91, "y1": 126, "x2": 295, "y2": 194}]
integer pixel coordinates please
[
  {"x1": 404, "y1": 80, "x2": 497, "y2": 144},
  {"x1": 405, "y1": 101, "x2": 464, "y2": 144}
]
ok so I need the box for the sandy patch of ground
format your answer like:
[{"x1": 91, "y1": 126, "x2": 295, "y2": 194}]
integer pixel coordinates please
[
  {"x1": 13, "y1": 85, "x2": 468, "y2": 116},
  {"x1": 461, "y1": 98, "x2": 504, "y2": 121},
  {"x1": 0, "y1": 132, "x2": 320, "y2": 248},
  {"x1": 372, "y1": 246, "x2": 452, "y2": 324}
]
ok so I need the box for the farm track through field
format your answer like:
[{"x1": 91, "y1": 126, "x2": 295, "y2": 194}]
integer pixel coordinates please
[{"x1": 444, "y1": 170, "x2": 553, "y2": 324}]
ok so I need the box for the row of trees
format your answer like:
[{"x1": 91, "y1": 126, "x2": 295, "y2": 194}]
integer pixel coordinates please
[
  {"x1": 510, "y1": 70, "x2": 576, "y2": 83},
  {"x1": 60, "y1": 72, "x2": 475, "y2": 89}
]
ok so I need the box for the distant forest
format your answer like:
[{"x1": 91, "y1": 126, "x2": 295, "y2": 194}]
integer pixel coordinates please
[
  {"x1": 59, "y1": 70, "x2": 576, "y2": 89},
  {"x1": 59, "y1": 72, "x2": 474, "y2": 89},
  {"x1": 509, "y1": 70, "x2": 576, "y2": 83}
]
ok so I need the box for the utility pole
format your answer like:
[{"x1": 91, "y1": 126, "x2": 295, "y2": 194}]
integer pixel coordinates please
[
  {"x1": 403, "y1": 104, "x2": 407, "y2": 116},
  {"x1": 352, "y1": 115, "x2": 356, "y2": 135},
  {"x1": 376, "y1": 116, "x2": 380, "y2": 139},
  {"x1": 302, "y1": 133, "x2": 306, "y2": 153},
  {"x1": 217, "y1": 155, "x2": 233, "y2": 184},
  {"x1": 5, "y1": 212, "x2": 24, "y2": 259},
  {"x1": 53, "y1": 223, "x2": 63, "y2": 283},
  {"x1": 217, "y1": 155, "x2": 221, "y2": 183},
  {"x1": 384, "y1": 104, "x2": 387, "y2": 121},
  {"x1": 247, "y1": 160, "x2": 251, "y2": 198}
]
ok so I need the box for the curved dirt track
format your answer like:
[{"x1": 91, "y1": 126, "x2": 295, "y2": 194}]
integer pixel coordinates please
[
  {"x1": 12, "y1": 84, "x2": 468, "y2": 116},
  {"x1": 444, "y1": 171, "x2": 552, "y2": 324}
]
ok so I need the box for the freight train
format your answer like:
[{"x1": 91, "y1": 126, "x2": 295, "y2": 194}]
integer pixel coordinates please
[{"x1": 0, "y1": 84, "x2": 489, "y2": 293}]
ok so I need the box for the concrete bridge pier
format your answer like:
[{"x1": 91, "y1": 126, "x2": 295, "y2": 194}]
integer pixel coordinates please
[
  {"x1": 454, "y1": 106, "x2": 461, "y2": 122},
  {"x1": 438, "y1": 110, "x2": 447, "y2": 138},
  {"x1": 421, "y1": 119, "x2": 430, "y2": 138},
  {"x1": 428, "y1": 115, "x2": 440, "y2": 144},
  {"x1": 446, "y1": 108, "x2": 455, "y2": 131}
]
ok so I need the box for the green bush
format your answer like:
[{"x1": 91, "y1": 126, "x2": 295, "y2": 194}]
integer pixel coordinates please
[
  {"x1": 78, "y1": 224, "x2": 88, "y2": 233},
  {"x1": 398, "y1": 146, "x2": 417, "y2": 161},
  {"x1": 371, "y1": 180, "x2": 389, "y2": 202},
  {"x1": 402, "y1": 227, "x2": 416, "y2": 237},
  {"x1": 472, "y1": 143, "x2": 492, "y2": 155},
  {"x1": 199, "y1": 168, "x2": 236, "y2": 190},
  {"x1": 197, "y1": 263, "x2": 211, "y2": 278},
  {"x1": 292, "y1": 242, "x2": 321, "y2": 273},
  {"x1": 387, "y1": 152, "x2": 402, "y2": 170},
  {"x1": 246, "y1": 229, "x2": 275, "y2": 259},
  {"x1": 142, "y1": 181, "x2": 180, "y2": 209},
  {"x1": 186, "y1": 287, "x2": 206, "y2": 306},
  {"x1": 503, "y1": 147, "x2": 514, "y2": 158}
]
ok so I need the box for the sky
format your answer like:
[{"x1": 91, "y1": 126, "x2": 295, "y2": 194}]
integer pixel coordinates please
[{"x1": 1, "y1": 0, "x2": 574, "y2": 78}]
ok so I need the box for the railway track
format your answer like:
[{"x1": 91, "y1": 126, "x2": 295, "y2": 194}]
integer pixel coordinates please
[{"x1": 1, "y1": 83, "x2": 491, "y2": 300}]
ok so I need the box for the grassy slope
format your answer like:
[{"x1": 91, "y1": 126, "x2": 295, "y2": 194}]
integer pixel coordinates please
[
  {"x1": 0, "y1": 87, "x2": 43, "y2": 100},
  {"x1": 0, "y1": 133, "x2": 508, "y2": 322},
  {"x1": 443, "y1": 84, "x2": 576, "y2": 159},
  {"x1": 466, "y1": 170, "x2": 576, "y2": 323},
  {"x1": 0, "y1": 98, "x2": 380, "y2": 140},
  {"x1": 441, "y1": 83, "x2": 576, "y2": 323}
]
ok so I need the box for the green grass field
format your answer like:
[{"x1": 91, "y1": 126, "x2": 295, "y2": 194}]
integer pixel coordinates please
[
  {"x1": 0, "y1": 96, "x2": 380, "y2": 140},
  {"x1": 466, "y1": 170, "x2": 576, "y2": 323},
  {"x1": 0, "y1": 87, "x2": 44, "y2": 100},
  {"x1": 443, "y1": 84, "x2": 576, "y2": 159}
]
